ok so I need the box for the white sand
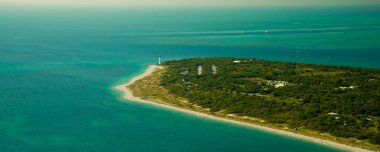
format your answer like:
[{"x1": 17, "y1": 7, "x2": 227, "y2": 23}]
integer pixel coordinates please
[{"x1": 114, "y1": 65, "x2": 371, "y2": 152}]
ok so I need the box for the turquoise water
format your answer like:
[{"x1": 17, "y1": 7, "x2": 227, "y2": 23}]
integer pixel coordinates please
[{"x1": 1, "y1": 6, "x2": 380, "y2": 151}]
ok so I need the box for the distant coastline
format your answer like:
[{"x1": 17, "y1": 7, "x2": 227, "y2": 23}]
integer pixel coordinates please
[{"x1": 114, "y1": 65, "x2": 371, "y2": 152}]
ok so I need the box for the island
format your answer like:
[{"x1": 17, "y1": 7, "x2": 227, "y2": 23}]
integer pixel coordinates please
[{"x1": 116, "y1": 58, "x2": 380, "y2": 151}]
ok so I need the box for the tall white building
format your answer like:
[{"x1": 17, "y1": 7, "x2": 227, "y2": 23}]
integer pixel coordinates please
[
  {"x1": 158, "y1": 56, "x2": 161, "y2": 65},
  {"x1": 197, "y1": 65, "x2": 203, "y2": 76},
  {"x1": 212, "y1": 64, "x2": 217, "y2": 75}
]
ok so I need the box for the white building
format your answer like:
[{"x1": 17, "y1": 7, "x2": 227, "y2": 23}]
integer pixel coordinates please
[
  {"x1": 212, "y1": 64, "x2": 217, "y2": 75},
  {"x1": 197, "y1": 65, "x2": 203, "y2": 76},
  {"x1": 338, "y1": 86, "x2": 356, "y2": 90},
  {"x1": 268, "y1": 81, "x2": 289, "y2": 88}
]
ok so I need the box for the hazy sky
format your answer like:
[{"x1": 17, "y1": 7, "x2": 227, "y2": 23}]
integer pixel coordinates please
[{"x1": 1, "y1": 0, "x2": 380, "y2": 7}]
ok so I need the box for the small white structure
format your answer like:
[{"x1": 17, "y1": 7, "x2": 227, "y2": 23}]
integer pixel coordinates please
[
  {"x1": 274, "y1": 82, "x2": 287, "y2": 88},
  {"x1": 158, "y1": 56, "x2": 161, "y2": 65},
  {"x1": 181, "y1": 71, "x2": 189, "y2": 75},
  {"x1": 212, "y1": 64, "x2": 217, "y2": 75},
  {"x1": 233, "y1": 60, "x2": 241, "y2": 63},
  {"x1": 339, "y1": 86, "x2": 356, "y2": 90},
  {"x1": 328, "y1": 112, "x2": 338, "y2": 116},
  {"x1": 197, "y1": 65, "x2": 203, "y2": 76},
  {"x1": 268, "y1": 81, "x2": 289, "y2": 88}
]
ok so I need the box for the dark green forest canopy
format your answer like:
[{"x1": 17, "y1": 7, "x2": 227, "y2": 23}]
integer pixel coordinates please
[{"x1": 160, "y1": 58, "x2": 380, "y2": 144}]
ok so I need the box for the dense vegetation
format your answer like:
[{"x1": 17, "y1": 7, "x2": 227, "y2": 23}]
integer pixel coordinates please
[{"x1": 160, "y1": 58, "x2": 380, "y2": 145}]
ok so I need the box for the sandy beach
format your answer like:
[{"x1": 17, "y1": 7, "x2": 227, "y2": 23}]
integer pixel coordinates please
[{"x1": 115, "y1": 65, "x2": 371, "y2": 152}]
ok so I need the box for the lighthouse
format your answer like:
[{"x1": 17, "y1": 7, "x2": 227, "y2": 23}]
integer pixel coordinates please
[{"x1": 158, "y1": 56, "x2": 161, "y2": 65}]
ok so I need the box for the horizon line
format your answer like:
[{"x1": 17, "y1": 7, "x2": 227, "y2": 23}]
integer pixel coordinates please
[
  {"x1": 1, "y1": 3, "x2": 380, "y2": 9},
  {"x1": 1, "y1": 1, "x2": 380, "y2": 8}
]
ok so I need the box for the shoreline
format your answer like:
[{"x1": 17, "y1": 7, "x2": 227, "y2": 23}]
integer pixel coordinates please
[{"x1": 114, "y1": 65, "x2": 371, "y2": 152}]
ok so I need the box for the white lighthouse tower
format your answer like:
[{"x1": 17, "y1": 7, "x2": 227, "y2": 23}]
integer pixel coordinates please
[{"x1": 158, "y1": 56, "x2": 161, "y2": 65}]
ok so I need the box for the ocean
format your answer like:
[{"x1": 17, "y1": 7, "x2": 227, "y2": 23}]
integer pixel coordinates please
[{"x1": 0, "y1": 5, "x2": 379, "y2": 151}]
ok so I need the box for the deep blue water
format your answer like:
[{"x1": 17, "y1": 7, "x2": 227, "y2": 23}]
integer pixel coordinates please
[{"x1": 0, "y1": 6, "x2": 379, "y2": 152}]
